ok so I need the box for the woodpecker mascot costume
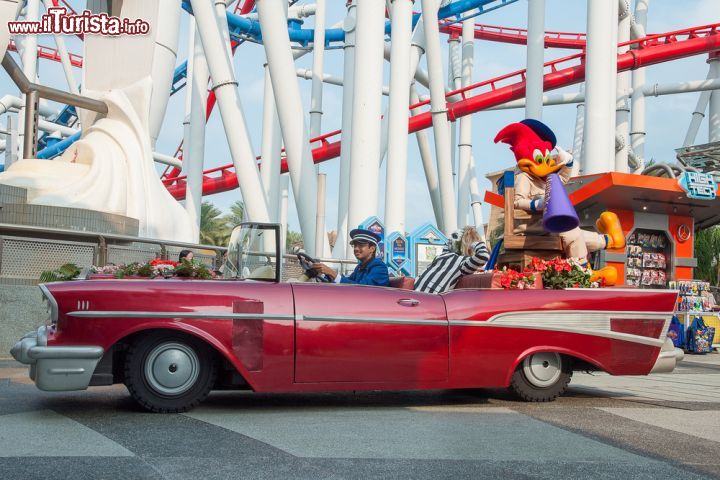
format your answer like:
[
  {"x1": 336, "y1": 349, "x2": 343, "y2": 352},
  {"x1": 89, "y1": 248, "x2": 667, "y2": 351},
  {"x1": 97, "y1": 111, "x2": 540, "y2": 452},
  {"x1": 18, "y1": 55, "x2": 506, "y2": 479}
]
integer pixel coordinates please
[{"x1": 494, "y1": 119, "x2": 625, "y2": 285}]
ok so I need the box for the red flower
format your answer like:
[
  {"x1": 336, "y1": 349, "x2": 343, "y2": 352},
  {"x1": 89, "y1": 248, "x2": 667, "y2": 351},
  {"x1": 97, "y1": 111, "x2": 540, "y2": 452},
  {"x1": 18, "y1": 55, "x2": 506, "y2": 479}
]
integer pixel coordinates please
[
  {"x1": 150, "y1": 259, "x2": 178, "y2": 267},
  {"x1": 554, "y1": 264, "x2": 564, "y2": 272}
]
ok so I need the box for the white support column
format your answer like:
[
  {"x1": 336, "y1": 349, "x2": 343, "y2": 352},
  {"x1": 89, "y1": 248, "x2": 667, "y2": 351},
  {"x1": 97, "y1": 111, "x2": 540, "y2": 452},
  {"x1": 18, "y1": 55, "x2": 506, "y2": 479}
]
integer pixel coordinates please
[
  {"x1": 408, "y1": 18, "x2": 442, "y2": 228},
  {"x1": 421, "y1": 0, "x2": 457, "y2": 234},
  {"x1": 380, "y1": 18, "x2": 426, "y2": 166},
  {"x1": 315, "y1": 173, "x2": 326, "y2": 256},
  {"x1": 448, "y1": 34, "x2": 460, "y2": 217},
  {"x1": 525, "y1": 0, "x2": 545, "y2": 120},
  {"x1": 468, "y1": 155, "x2": 485, "y2": 240},
  {"x1": 148, "y1": 0, "x2": 181, "y2": 148},
  {"x1": 684, "y1": 72, "x2": 712, "y2": 147},
  {"x1": 630, "y1": 0, "x2": 648, "y2": 168},
  {"x1": 279, "y1": 172, "x2": 289, "y2": 255},
  {"x1": 384, "y1": 0, "x2": 414, "y2": 235},
  {"x1": 18, "y1": 0, "x2": 39, "y2": 159},
  {"x1": 20, "y1": 0, "x2": 38, "y2": 81},
  {"x1": 214, "y1": 0, "x2": 234, "y2": 64},
  {"x1": 457, "y1": 17, "x2": 474, "y2": 228},
  {"x1": 190, "y1": 0, "x2": 270, "y2": 223},
  {"x1": 257, "y1": 0, "x2": 325, "y2": 256},
  {"x1": 42, "y1": 0, "x2": 78, "y2": 95},
  {"x1": 584, "y1": 0, "x2": 618, "y2": 175},
  {"x1": 410, "y1": 85, "x2": 443, "y2": 227},
  {"x1": 309, "y1": 0, "x2": 327, "y2": 140},
  {"x1": 615, "y1": 0, "x2": 631, "y2": 173},
  {"x1": 708, "y1": 54, "x2": 720, "y2": 143},
  {"x1": 346, "y1": 0, "x2": 386, "y2": 249},
  {"x1": 183, "y1": 19, "x2": 209, "y2": 242},
  {"x1": 573, "y1": 84, "x2": 585, "y2": 176},
  {"x1": 334, "y1": 0, "x2": 356, "y2": 259},
  {"x1": 260, "y1": 65, "x2": 282, "y2": 222},
  {"x1": 310, "y1": 0, "x2": 328, "y2": 255}
]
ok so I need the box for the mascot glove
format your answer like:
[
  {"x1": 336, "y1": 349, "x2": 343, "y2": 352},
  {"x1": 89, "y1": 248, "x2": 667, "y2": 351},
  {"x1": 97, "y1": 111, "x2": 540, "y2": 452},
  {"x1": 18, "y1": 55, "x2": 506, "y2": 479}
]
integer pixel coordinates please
[
  {"x1": 555, "y1": 146, "x2": 574, "y2": 167},
  {"x1": 531, "y1": 196, "x2": 545, "y2": 212}
]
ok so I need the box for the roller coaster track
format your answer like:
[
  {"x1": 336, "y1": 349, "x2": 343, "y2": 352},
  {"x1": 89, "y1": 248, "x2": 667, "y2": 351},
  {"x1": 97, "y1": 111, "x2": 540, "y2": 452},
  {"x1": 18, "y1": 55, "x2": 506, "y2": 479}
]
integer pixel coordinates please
[
  {"x1": 163, "y1": 23, "x2": 720, "y2": 199},
  {"x1": 5, "y1": 20, "x2": 583, "y2": 76},
  {"x1": 439, "y1": 21, "x2": 586, "y2": 49},
  {"x1": 6, "y1": 40, "x2": 83, "y2": 68}
]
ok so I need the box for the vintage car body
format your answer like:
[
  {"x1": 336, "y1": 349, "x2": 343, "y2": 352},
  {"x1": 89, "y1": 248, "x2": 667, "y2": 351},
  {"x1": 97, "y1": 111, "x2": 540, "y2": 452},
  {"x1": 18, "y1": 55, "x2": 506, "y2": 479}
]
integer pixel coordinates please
[{"x1": 11, "y1": 224, "x2": 682, "y2": 412}]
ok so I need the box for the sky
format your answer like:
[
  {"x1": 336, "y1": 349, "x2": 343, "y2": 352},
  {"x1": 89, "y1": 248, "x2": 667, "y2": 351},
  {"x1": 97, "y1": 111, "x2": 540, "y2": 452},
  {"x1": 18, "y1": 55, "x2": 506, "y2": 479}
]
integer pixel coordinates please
[{"x1": 1, "y1": 0, "x2": 719, "y2": 237}]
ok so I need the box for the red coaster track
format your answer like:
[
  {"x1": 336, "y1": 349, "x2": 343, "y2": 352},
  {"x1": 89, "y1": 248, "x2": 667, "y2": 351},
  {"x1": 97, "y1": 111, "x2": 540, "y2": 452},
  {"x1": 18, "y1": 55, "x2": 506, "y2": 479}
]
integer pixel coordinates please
[{"x1": 163, "y1": 23, "x2": 720, "y2": 199}]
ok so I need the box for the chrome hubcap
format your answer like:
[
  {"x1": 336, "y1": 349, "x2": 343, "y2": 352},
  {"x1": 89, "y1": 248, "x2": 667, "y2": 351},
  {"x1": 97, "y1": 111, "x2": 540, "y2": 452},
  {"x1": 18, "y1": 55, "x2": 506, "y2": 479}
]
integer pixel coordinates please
[
  {"x1": 144, "y1": 342, "x2": 199, "y2": 396},
  {"x1": 522, "y1": 352, "x2": 562, "y2": 388}
]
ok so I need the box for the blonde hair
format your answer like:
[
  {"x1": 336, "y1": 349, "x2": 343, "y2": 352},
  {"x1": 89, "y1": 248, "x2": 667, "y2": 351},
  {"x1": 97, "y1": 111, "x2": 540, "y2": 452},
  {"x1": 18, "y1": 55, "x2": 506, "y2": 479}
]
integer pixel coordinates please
[{"x1": 450, "y1": 226, "x2": 481, "y2": 256}]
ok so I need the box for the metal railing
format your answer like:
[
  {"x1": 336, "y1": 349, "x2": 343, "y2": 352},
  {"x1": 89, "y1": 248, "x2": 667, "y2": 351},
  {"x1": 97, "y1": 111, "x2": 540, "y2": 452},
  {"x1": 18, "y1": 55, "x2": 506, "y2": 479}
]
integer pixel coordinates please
[
  {"x1": 0, "y1": 223, "x2": 361, "y2": 284},
  {"x1": 0, "y1": 223, "x2": 224, "y2": 284},
  {"x1": 2, "y1": 52, "x2": 108, "y2": 158}
]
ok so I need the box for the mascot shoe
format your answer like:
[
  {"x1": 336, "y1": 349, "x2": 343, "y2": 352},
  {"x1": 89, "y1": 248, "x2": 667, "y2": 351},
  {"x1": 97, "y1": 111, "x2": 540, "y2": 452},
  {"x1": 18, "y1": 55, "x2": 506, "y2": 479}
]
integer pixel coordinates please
[{"x1": 595, "y1": 211, "x2": 626, "y2": 249}]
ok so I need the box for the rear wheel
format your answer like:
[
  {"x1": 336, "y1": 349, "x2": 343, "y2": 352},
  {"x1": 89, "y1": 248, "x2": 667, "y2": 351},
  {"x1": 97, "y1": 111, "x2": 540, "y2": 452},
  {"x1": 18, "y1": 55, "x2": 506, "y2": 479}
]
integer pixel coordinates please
[
  {"x1": 124, "y1": 332, "x2": 217, "y2": 413},
  {"x1": 510, "y1": 352, "x2": 572, "y2": 402}
]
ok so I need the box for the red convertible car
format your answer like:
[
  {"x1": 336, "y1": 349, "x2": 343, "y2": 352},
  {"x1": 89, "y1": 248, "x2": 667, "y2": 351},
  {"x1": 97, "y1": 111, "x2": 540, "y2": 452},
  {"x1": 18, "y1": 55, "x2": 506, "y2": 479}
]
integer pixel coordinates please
[{"x1": 11, "y1": 223, "x2": 682, "y2": 413}]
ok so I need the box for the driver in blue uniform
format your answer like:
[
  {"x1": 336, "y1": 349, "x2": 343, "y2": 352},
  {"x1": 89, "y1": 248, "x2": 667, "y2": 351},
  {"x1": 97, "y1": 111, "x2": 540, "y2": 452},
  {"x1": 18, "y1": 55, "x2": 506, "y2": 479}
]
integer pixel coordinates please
[{"x1": 311, "y1": 229, "x2": 390, "y2": 286}]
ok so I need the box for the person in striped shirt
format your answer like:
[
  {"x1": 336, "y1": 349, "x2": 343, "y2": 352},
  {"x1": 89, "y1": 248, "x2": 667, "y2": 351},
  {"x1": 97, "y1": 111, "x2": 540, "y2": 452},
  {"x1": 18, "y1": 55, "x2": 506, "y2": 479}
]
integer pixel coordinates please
[{"x1": 414, "y1": 226, "x2": 490, "y2": 294}]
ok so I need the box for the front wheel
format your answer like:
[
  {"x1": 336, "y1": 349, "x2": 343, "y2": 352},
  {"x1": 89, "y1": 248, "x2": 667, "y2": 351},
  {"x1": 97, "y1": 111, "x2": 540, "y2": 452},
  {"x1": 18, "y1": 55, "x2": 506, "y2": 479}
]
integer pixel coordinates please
[
  {"x1": 124, "y1": 332, "x2": 217, "y2": 413},
  {"x1": 509, "y1": 352, "x2": 572, "y2": 402}
]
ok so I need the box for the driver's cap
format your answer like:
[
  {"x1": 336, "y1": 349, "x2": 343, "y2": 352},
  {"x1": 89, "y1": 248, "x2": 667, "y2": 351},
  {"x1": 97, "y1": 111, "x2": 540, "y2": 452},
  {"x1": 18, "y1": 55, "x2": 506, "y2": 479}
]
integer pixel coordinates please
[{"x1": 349, "y1": 228, "x2": 380, "y2": 246}]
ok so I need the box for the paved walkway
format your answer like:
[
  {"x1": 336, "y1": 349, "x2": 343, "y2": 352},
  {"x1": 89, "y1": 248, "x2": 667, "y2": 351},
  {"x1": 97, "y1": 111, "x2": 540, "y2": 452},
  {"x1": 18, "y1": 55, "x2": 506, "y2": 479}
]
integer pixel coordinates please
[{"x1": 0, "y1": 354, "x2": 719, "y2": 479}]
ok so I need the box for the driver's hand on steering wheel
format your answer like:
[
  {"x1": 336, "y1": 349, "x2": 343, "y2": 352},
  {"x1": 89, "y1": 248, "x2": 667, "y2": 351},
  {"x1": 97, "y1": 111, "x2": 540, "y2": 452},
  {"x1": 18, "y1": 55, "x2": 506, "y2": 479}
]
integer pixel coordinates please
[{"x1": 311, "y1": 262, "x2": 337, "y2": 281}]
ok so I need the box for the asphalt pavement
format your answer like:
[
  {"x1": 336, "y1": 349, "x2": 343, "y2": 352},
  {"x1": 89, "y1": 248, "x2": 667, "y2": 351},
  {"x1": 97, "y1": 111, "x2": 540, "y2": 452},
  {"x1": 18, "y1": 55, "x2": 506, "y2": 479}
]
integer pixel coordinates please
[{"x1": 1, "y1": 353, "x2": 719, "y2": 480}]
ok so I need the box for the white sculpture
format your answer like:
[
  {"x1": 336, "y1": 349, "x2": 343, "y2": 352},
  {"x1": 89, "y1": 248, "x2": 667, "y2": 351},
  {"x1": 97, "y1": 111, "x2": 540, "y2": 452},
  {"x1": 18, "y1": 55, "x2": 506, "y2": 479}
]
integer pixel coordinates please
[
  {"x1": 0, "y1": 78, "x2": 194, "y2": 241},
  {"x1": 0, "y1": 0, "x2": 193, "y2": 241}
]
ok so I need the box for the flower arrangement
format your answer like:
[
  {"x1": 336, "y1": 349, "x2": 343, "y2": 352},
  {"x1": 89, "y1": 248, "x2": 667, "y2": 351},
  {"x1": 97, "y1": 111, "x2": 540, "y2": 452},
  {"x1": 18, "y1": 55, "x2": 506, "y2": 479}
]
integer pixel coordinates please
[
  {"x1": 498, "y1": 267, "x2": 537, "y2": 290},
  {"x1": 529, "y1": 256, "x2": 598, "y2": 289},
  {"x1": 91, "y1": 258, "x2": 215, "y2": 280},
  {"x1": 172, "y1": 258, "x2": 215, "y2": 279}
]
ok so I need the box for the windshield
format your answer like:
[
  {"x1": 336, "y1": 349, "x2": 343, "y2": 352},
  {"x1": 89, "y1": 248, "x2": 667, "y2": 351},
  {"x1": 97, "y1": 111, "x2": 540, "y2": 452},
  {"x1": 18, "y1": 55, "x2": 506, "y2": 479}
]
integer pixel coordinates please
[{"x1": 223, "y1": 223, "x2": 280, "y2": 282}]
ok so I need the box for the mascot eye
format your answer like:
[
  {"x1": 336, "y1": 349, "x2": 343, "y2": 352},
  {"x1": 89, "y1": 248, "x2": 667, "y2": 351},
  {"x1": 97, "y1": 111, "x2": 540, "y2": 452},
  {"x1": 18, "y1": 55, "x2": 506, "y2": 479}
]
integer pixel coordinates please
[
  {"x1": 545, "y1": 153, "x2": 553, "y2": 164},
  {"x1": 534, "y1": 153, "x2": 544, "y2": 164}
]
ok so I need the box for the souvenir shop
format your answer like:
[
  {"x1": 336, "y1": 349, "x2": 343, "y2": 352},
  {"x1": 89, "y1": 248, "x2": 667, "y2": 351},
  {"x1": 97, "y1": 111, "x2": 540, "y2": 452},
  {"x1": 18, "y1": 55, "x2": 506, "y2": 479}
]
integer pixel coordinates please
[{"x1": 567, "y1": 171, "x2": 720, "y2": 350}]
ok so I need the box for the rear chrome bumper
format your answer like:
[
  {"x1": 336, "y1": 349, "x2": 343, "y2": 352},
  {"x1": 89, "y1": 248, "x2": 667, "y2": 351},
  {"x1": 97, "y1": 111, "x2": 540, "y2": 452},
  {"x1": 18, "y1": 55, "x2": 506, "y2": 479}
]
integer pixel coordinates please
[
  {"x1": 10, "y1": 326, "x2": 104, "y2": 391},
  {"x1": 650, "y1": 338, "x2": 684, "y2": 374}
]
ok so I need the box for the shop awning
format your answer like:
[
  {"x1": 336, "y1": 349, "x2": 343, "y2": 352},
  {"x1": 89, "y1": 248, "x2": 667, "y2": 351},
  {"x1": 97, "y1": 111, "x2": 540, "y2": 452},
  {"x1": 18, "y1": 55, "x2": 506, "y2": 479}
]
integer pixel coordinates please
[{"x1": 567, "y1": 172, "x2": 720, "y2": 229}]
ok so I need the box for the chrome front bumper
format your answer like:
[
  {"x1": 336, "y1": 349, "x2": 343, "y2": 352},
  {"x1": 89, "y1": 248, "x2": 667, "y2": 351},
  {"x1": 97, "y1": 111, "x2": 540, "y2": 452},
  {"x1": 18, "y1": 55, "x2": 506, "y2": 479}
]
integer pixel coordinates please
[
  {"x1": 10, "y1": 326, "x2": 104, "y2": 391},
  {"x1": 650, "y1": 338, "x2": 685, "y2": 374}
]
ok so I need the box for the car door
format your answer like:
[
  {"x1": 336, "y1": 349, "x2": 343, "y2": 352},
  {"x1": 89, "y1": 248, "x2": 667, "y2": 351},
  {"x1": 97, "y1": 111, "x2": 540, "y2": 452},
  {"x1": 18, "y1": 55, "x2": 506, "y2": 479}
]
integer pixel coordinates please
[{"x1": 292, "y1": 283, "x2": 448, "y2": 384}]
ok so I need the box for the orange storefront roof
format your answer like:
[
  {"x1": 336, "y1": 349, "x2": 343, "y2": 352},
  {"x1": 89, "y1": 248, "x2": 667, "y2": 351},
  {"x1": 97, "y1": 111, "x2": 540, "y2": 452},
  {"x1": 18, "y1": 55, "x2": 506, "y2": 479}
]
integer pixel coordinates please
[
  {"x1": 569, "y1": 172, "x2": 720, "y2": 228},
  {"x1": 484, "y1": 172, "x2": 720, "y2": 229}
]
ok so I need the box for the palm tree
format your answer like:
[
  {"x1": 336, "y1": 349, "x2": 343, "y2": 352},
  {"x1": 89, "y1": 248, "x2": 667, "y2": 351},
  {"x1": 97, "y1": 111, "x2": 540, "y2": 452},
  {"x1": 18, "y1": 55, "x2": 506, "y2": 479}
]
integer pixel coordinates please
[
  {"x1": 222, "y1": 200, "x2": 246, "y2": 230},
  {"x1": 199, "y1": 201, "x2": 230, "y2": 246},
  {"x1": 286, "y1": 229, "x2": 303, "y2": 251},
  {"x1": 694, "y1": 226, "x2": 720, "y2": 286}
]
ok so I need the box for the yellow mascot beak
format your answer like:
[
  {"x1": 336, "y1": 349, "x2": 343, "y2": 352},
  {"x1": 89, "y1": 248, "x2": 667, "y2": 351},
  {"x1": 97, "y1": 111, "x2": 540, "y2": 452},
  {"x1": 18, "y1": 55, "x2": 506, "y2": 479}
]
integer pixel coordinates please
[{"x1": 517, "y1": 154, "x2": 562, "y2": 179}]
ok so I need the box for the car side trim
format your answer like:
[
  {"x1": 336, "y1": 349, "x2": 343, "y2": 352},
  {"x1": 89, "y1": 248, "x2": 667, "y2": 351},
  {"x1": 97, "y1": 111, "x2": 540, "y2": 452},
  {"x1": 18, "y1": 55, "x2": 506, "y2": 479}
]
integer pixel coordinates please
[
  {"x1": 448, "y1": 309, "x2": 671, "y2": 348},
  {"x1": 66, "y1": 311, "x2": 295, "y2": 321},
  {"x1": 299, "y1": 315, "x2": 447, "y2": 326},
  {"x1": 447, "y1": 322, "x2": 665, "y2": 348}
]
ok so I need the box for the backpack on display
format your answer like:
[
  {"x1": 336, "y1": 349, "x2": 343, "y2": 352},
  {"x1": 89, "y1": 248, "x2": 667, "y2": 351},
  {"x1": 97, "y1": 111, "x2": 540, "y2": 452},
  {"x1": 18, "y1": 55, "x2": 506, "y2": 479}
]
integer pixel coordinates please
[
  {"x1": 686, "y1": 316, "x2": 716, "y2": 354},
  {"x1": 666, "y1": 316, "x2": 685, "y2": 349}
]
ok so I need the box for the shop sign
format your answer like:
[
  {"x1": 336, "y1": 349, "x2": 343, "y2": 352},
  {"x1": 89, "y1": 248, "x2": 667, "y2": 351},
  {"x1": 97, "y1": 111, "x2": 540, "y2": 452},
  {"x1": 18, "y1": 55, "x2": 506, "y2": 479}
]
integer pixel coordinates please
[
  {"x1": 678, "y1": 172, "x2": 717, "y2": 200},
  {"x1": 391, "y1": 236, "x2": 407, "y2": 270}
]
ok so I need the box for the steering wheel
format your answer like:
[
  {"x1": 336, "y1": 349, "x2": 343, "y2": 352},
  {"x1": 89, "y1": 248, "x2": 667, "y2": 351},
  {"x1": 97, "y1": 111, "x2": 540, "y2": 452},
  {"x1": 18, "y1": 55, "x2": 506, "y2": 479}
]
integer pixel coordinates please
[
  {"x1": 296, "y1": 251, "x2": 318, "y2": 277},
  {"x1": 296, "y1": 251, "x2": 332, "y2": 282}
]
